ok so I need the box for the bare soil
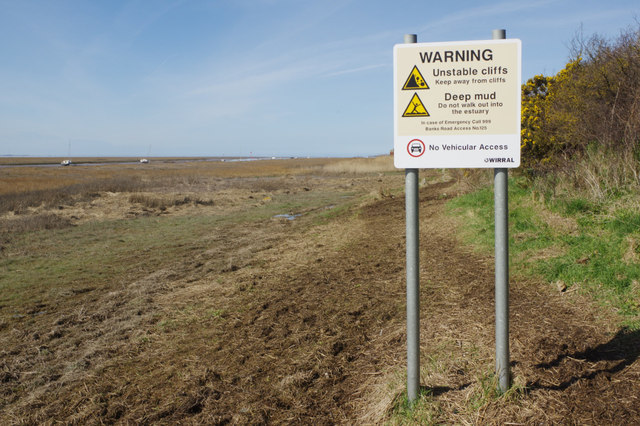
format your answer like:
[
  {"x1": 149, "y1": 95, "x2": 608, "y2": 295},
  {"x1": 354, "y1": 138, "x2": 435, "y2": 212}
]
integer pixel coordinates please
[{"x1": 1, "y1": 162, "x2": 639, "y2": 424}]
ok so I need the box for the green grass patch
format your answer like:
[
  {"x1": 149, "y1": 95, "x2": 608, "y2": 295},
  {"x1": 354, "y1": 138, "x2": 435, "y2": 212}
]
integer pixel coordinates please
[
  {"x1": 446, "y1": 185, "x2": 495, "y2": 250},
  {"x1": 388, "y1": 388, "x2": 442, "y2": 425},
  {"x1": 447, "y1": 179, "x2": 556, "y2": 259},
  {"x1": 0, "y1": 187, "x2": 367, "y2": 315},
  {"x1": 446, "y1": 177, "x2": 640, "y2": 328},
  {"x1": 0, "y1": 214, "x2": 221, "y2": 309},
  {"x1": 560, "y1": 197, "x2": 602, "y2": 216}
]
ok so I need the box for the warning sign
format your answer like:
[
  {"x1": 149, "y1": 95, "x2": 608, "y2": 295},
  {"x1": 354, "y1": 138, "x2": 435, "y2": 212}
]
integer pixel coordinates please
[
  {"x1": 393, "y1": 38, "x2": 521, "y2": 169},
  {"x1": 402, "y1": 66, "x2": 429, "y2": 90},
  {"x1": 402, "y1": 93, "x2": 429, "y2": 117}
]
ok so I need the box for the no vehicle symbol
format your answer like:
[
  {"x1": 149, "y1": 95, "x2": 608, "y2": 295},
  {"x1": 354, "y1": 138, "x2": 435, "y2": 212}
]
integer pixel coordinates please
[{"x1": 407, "y1": 139, "x2": 425, "y2": 157}]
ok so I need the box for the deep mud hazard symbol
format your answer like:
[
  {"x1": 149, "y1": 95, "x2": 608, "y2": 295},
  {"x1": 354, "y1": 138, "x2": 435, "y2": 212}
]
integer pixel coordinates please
[
  {"x1": 402, "y1": 93, "x2": 429, "y2": 117},
  {"x1": 402, "y1": 66, "x2": 429, "y2": 90}
]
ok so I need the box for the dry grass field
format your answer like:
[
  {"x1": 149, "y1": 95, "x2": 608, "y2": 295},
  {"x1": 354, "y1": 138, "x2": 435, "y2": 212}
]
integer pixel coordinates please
[{"x1": 1, "y1": 156, "x2": 639, "y2": 424}]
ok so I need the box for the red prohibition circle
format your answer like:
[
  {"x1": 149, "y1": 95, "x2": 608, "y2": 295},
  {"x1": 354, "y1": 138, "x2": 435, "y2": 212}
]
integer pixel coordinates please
[{"x1": 407, "y1": 139, "x2": 425, "y2": 157}]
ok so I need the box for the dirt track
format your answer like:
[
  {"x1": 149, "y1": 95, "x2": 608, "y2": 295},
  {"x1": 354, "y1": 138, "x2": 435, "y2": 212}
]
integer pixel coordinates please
[{"x1": 2, "y1": 169, "x2": 640, "y2": 424}]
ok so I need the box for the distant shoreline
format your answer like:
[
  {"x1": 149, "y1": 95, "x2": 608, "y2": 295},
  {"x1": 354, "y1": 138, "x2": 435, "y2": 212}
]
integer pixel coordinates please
[{"x1": 0, "y1": 156, "x2": 294, "y2": 167}]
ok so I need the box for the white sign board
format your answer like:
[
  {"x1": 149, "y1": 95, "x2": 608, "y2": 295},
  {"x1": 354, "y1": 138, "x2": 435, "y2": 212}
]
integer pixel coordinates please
[{"x1": 394, "y1": 39, "x2": 521, "y2": 168}]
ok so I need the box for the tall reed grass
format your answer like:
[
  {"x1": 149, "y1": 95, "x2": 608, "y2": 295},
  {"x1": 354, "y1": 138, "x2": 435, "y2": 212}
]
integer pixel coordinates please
[
  {"x1": 532, "y1": 147, "x2": 640, "y2": 201},
  {"x1": 0, "y1": 177, "x2": 147, "y2": 214},
  {"x1": 321, "y1": 156, "x2": 395, "y2": 174}
]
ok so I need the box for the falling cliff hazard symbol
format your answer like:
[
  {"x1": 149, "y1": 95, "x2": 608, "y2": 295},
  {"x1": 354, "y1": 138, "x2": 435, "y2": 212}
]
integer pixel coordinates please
[
  {"x1": 402, "y1": 93, "x2": 429, "y2": 117},
  {"x1": 402, "y1": 66, "x2": 429, "y2": 90},
  {"x1": 402, "y1": 66, "x2": 430, "y2": 117}
]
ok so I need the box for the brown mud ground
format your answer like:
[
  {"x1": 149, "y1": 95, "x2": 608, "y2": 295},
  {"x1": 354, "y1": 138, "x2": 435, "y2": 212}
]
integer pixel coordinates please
[{"x1": 1, "y1": 159, "x2": 639, "y2": 424}]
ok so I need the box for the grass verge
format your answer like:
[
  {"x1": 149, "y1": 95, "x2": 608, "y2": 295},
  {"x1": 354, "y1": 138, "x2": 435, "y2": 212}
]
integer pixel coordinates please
[
  {"x1": 446, "y1": 176, "x2": 640, "y2": 329},
  {"x1": 386, "y1": 175, "x2": 640, "y2": 423}
]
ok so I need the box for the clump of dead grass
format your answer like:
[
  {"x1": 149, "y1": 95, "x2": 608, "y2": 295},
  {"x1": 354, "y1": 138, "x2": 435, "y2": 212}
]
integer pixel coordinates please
[
  {"x1": 128, "y1": 194, "x2": 214, "y2": 210},
  {"x1": 0, "y1": 213, "x2": 73, "y2": 252},
  {"x1": 531, "y1": 148, "x2": 640, "y2": 202},
  {"x1": 1, "y1": 213, "x2": 72, "y2": 234}
]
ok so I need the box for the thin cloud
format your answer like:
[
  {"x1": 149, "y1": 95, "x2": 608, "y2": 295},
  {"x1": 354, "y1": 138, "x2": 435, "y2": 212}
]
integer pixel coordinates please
[{"x1": 324, "y1": 63, "x2": 386, "y2": 77}]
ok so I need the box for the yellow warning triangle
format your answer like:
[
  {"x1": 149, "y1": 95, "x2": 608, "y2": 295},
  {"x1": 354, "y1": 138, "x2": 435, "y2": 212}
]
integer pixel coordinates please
[
  {"x1": 402, "y1": 93, "x2": 429, "y2": 117},
  {"x1": 403, "y1": 66, "x2": 429, "y2": 90}
]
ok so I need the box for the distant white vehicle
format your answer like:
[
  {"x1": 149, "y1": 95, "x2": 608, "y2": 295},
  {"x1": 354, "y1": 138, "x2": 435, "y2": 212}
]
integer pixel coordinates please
[
  {"x1": 141, "y1": 144, "x2": 152, "y2": 163},
  {"x1": 61, "y1": 140, "x2": 72, "y2": 165}
]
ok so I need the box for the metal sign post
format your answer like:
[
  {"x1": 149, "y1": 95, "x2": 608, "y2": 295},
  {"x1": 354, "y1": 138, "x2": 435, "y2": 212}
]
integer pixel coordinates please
[
  {"x1": 492, "y1": 28, "x2": 510, "y2": 393},
  {"x1": 403, "y1": 33, "x2": 421, "y2": 405}
]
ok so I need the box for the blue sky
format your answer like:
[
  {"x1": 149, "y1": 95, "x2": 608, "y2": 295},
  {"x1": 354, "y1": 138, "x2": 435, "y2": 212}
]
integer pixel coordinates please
[{"x1": 1, "y1": 0, "x2": 638, "y2": 157}]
